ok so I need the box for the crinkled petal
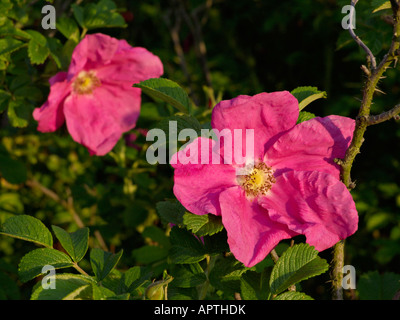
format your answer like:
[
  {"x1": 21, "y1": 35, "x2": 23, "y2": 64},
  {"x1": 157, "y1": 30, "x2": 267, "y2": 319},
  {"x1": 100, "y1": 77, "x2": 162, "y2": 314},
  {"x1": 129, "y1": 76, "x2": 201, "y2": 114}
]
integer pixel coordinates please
[
  {"x1": 219, "y1": 187, "x2": 296, "y2": 267},
  {"x1": 63, "y1": 84, "x2": 141, "y2": 156},
  {"x1": 68, "y1": 33, "x2": 119, "y2": 76},
  {"x1": 33, "y1": 72, "x2": 70, "y2": 132},
  {"x1": 171, "y1": 137, "x2": 237, "y2": 216},
  {"x1": 96, "y1": 45, "x2": 164, "y2": 85},
  {"x1": 211, "y1": 92, "x2": 299, "y2": 162},
  {"x1": 266, "y1": 115, "x2": 355, "y2": 180},
  {"x1": 259, "y1": 170, "x2": 358, "y2": 252}
]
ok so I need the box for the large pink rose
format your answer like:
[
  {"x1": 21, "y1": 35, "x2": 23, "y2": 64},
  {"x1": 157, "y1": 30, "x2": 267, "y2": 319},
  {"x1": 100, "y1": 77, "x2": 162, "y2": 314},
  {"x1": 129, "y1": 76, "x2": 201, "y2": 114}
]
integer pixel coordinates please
[
  {"x1": 171, "y1": 92, "x2": 358, "y2": 267},
  {"x1": 33, "y1": 33, "x2": 163, "y2": 156}
]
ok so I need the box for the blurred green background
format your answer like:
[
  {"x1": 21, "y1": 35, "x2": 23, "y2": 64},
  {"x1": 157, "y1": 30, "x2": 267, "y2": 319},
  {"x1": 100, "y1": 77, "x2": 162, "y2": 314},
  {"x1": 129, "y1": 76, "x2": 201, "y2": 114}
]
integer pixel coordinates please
[{"x1": 1, "y1": 0, "x2": 400, "y2": 300}]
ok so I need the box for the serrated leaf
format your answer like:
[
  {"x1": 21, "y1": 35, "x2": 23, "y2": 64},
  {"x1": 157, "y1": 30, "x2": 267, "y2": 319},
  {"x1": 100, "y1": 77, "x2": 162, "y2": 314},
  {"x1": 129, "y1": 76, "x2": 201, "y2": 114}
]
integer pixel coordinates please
[
  {"x1": 134, "y1": 78, "x2": 190, "y2": 113},
  {"x1": 51, "y1": 226, "x2": 89, "y2": 263},
  {"x1": 0, "y1": 37, "x2": 26, "y2": 56},
  {"x1": 358, "y1": 271, "x2": 400, "y2": 300},
  {"x1": 30, "y1": 274, "x2": 95, "y2": 300},
  {"x1": 24, "y1": 30, "x2": 50, "y2": 65},
  {"x1": 296, "y1": 111, "x2": 316, "y2": 124},
  {"x1": 273, "y1": 291, "x2": 314, "y2": 300},
  {"x1": 90, "y1": 248, "x2": 123, "y2": 282},
  {"x1": 18, "y1": 248, "x2": 73, "y2": 283},
  {"x1": 0, "y1": 153, "x2": 27, "y2": 184},
  {"x1": 0, "y1": 215, "x2": 53, "y2": 248},
  {"x1": 27, "y1": 39, "x2": 50, "y2": 65},
  {"x1": 269, "y1": 243, "x2": 329, "y2": 295},
  {"x1": 168, "y1": 227, "x2": 206, "y2": 264},
  {"x1": 291, "y1": 86, "x2": 327, "y2": 111},
  {"x1": 183, "y1": 212, "x2": 224, "y2": 237}
]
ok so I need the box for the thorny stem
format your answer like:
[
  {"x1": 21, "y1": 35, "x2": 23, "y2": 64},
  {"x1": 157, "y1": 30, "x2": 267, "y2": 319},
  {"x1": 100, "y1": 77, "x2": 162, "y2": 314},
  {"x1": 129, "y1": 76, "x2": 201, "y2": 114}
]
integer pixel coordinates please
[{"x1": 331, "y1": 0, "x2": 400, "y2": 300}]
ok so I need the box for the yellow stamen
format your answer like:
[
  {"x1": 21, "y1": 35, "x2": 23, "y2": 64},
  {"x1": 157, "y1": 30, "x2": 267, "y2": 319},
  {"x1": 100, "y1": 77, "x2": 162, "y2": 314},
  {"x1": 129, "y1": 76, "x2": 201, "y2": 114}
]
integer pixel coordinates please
[
  {"x1": 72, "y1": 70, "x2": 101, "y2": 95},
  {"x1": 239, "y1": 162, "x2": 276, "y2": 197}
]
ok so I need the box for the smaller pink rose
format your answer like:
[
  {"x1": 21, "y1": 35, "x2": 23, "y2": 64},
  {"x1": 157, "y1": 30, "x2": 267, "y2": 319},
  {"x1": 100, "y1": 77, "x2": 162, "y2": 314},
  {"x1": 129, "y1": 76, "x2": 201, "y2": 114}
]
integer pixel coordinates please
[{"x1": 33, "y1": 33, "x2": 163, "y2": 156}]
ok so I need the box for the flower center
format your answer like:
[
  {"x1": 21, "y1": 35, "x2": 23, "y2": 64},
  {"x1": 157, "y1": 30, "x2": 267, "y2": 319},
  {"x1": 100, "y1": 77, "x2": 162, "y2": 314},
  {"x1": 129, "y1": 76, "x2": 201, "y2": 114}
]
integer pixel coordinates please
[
  {"x1": 239, "y1": 162, "x2": 276, "y2": 197},
  {"x1": 73, "y1": 70, "x2": 101, "y2": 95}
]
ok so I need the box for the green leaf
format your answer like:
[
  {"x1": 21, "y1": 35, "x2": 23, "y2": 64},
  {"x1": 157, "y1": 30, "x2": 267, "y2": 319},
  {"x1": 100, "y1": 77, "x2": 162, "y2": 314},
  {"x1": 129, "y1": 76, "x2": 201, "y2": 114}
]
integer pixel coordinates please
[
  {"x1": 168, "y1": 227, "x2": 206, "y2": 264},
  {"x1": 90, "y1": 248, "x2": 123, "y2": 282},
  {"x1": 56, "y1": 16, "x2": 80, "y2": 42},
  {"x1": 7, "y1": 99, "x2": 31, "y2": 128},
  {"x1": 240, "y1": 269, "x2": 271, "y2": 300},
  {"x1": 358, "y1": 271, "x2": 400, "y2": 300},
  {"x1": 71, "y1": 4, "x2": 84, "y2": 28},
  {"x1": 132, "y1": 245, "x2": 169, "y2": 264},
  {"x1": 72, "y1": 0, "x2": 126, "y2": 30},
  {"x1": 25, "y1": 30, "x2": 49, "y2": 65},
  {"x1": 372, "y1": 1, "x2": 391, "y2": 13},
  {"x1": 291, "y1": 86, "x2": 327, "y2": 111},
  {"x1": 31, "y1": 274, "x2": 95, "y2": 300},
  {"x1": 0, "y1": 89, "x2": 11, "y2": 112},
  {"x1": 156, "y1": 199, "x2": 186, "y2": 227},
  {"x1": 18, "y1": 248, "x2": 73, "y2": 283},
  {"x1": 92, "y1": 283, "x2": 118, "y2": 300},
  {"x1": 296, "y1": 111, "x2": 316, "y2": 124},
  {"x1": 134, "y1": 78, "x2": 191, "y2": 113},
  {"x1": 183, "y1": 212, "x2": 224, "y2": 237},
  {"x1": 0, "y1": 215, "x2": 53, "y2": 248},
  {"x1": 51, "y1": 226, "x2": 89, "y2": 263},
  {"x1": 269, "y1": 243, "x2": 329, "y2": 295},
  {"x1": 273, "y1": 291, "x2": 314, "y2": 300},
  {"x1": 0, "y1": 37, "x2": 26, "y2": 56},
  {"x1": 209, "y1": 255, "x2": 250, "y2": 295},
  {"x1": 171, "y1": 263, "x2": 207, "y2": 288},
  {"x1": 0, "y1": 153, "x2": 27, "y2": 184},
  {"x1": 119, "y1": 266, "x2": 152, "y2": 294}
]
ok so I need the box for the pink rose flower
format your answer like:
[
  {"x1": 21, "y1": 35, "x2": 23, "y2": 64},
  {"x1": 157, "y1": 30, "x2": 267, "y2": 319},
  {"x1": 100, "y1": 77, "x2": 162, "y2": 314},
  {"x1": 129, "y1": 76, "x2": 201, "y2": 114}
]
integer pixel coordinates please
[
  {"x1": 171, "y1": 91, "x2": 358, "y2": 267},
  {"x1": 33, "y1": 33, "x2": 163, "y2": 156}
]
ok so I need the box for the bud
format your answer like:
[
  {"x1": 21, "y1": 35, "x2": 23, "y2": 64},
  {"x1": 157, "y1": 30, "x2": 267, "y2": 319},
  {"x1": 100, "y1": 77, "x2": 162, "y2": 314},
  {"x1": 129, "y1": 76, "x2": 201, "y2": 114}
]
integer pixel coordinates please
[{"x1": 145, "y1": 276, "x2": 173, "y2": 300}]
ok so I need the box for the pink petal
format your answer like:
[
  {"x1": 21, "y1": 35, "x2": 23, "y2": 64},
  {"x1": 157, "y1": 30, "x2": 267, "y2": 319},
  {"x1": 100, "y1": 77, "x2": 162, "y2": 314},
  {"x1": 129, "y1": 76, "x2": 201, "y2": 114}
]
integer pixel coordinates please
[
  {"x1": 68, "y1": 33, "x2": 119, "y2": 76},
  {"x1": 266, "y1": 115, "x2": 355, "y2": 180},
  {"x1": 96, "y1": 45, "x2": 164, "y2": 85},
  {"x1": 63, "y1": 84, "x2": 142, "y2": 156},
  {"x1": 219, "y1": 186, "x2": 296, "y2": 267},
  {"x1": 211, "y1": 92, "x2": 299, "y2": 162},
  {"x1": 171, "y1": 137, "x2": 238, "y2": 216},
  {"x1": 259, "y1": 170, "x2": 358, "y2": 252},
  {"x1": 33, "y1": 72, "x2": 70, "y2": 132}
]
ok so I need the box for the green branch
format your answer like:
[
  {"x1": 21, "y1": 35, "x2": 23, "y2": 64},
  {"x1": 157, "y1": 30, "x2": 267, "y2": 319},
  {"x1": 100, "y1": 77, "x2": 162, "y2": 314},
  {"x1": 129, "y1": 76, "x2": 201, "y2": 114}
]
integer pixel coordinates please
[{"x1": 331, "y1": 0, "x2": 400, "y2": 300}]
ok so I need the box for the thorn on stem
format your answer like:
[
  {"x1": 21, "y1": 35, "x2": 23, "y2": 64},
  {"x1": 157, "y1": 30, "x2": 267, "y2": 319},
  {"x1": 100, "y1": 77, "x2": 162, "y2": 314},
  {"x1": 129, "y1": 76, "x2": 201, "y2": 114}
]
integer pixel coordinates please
[
  {"x1": 349, "y1": 181, "x2": 357, "y2": 189},
  {"x1": 334, "y1": 158, "x2": 344, "y2": 166},
  {"x1": 361, "y1": 65, "x2": 371, "y2": 77}
]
